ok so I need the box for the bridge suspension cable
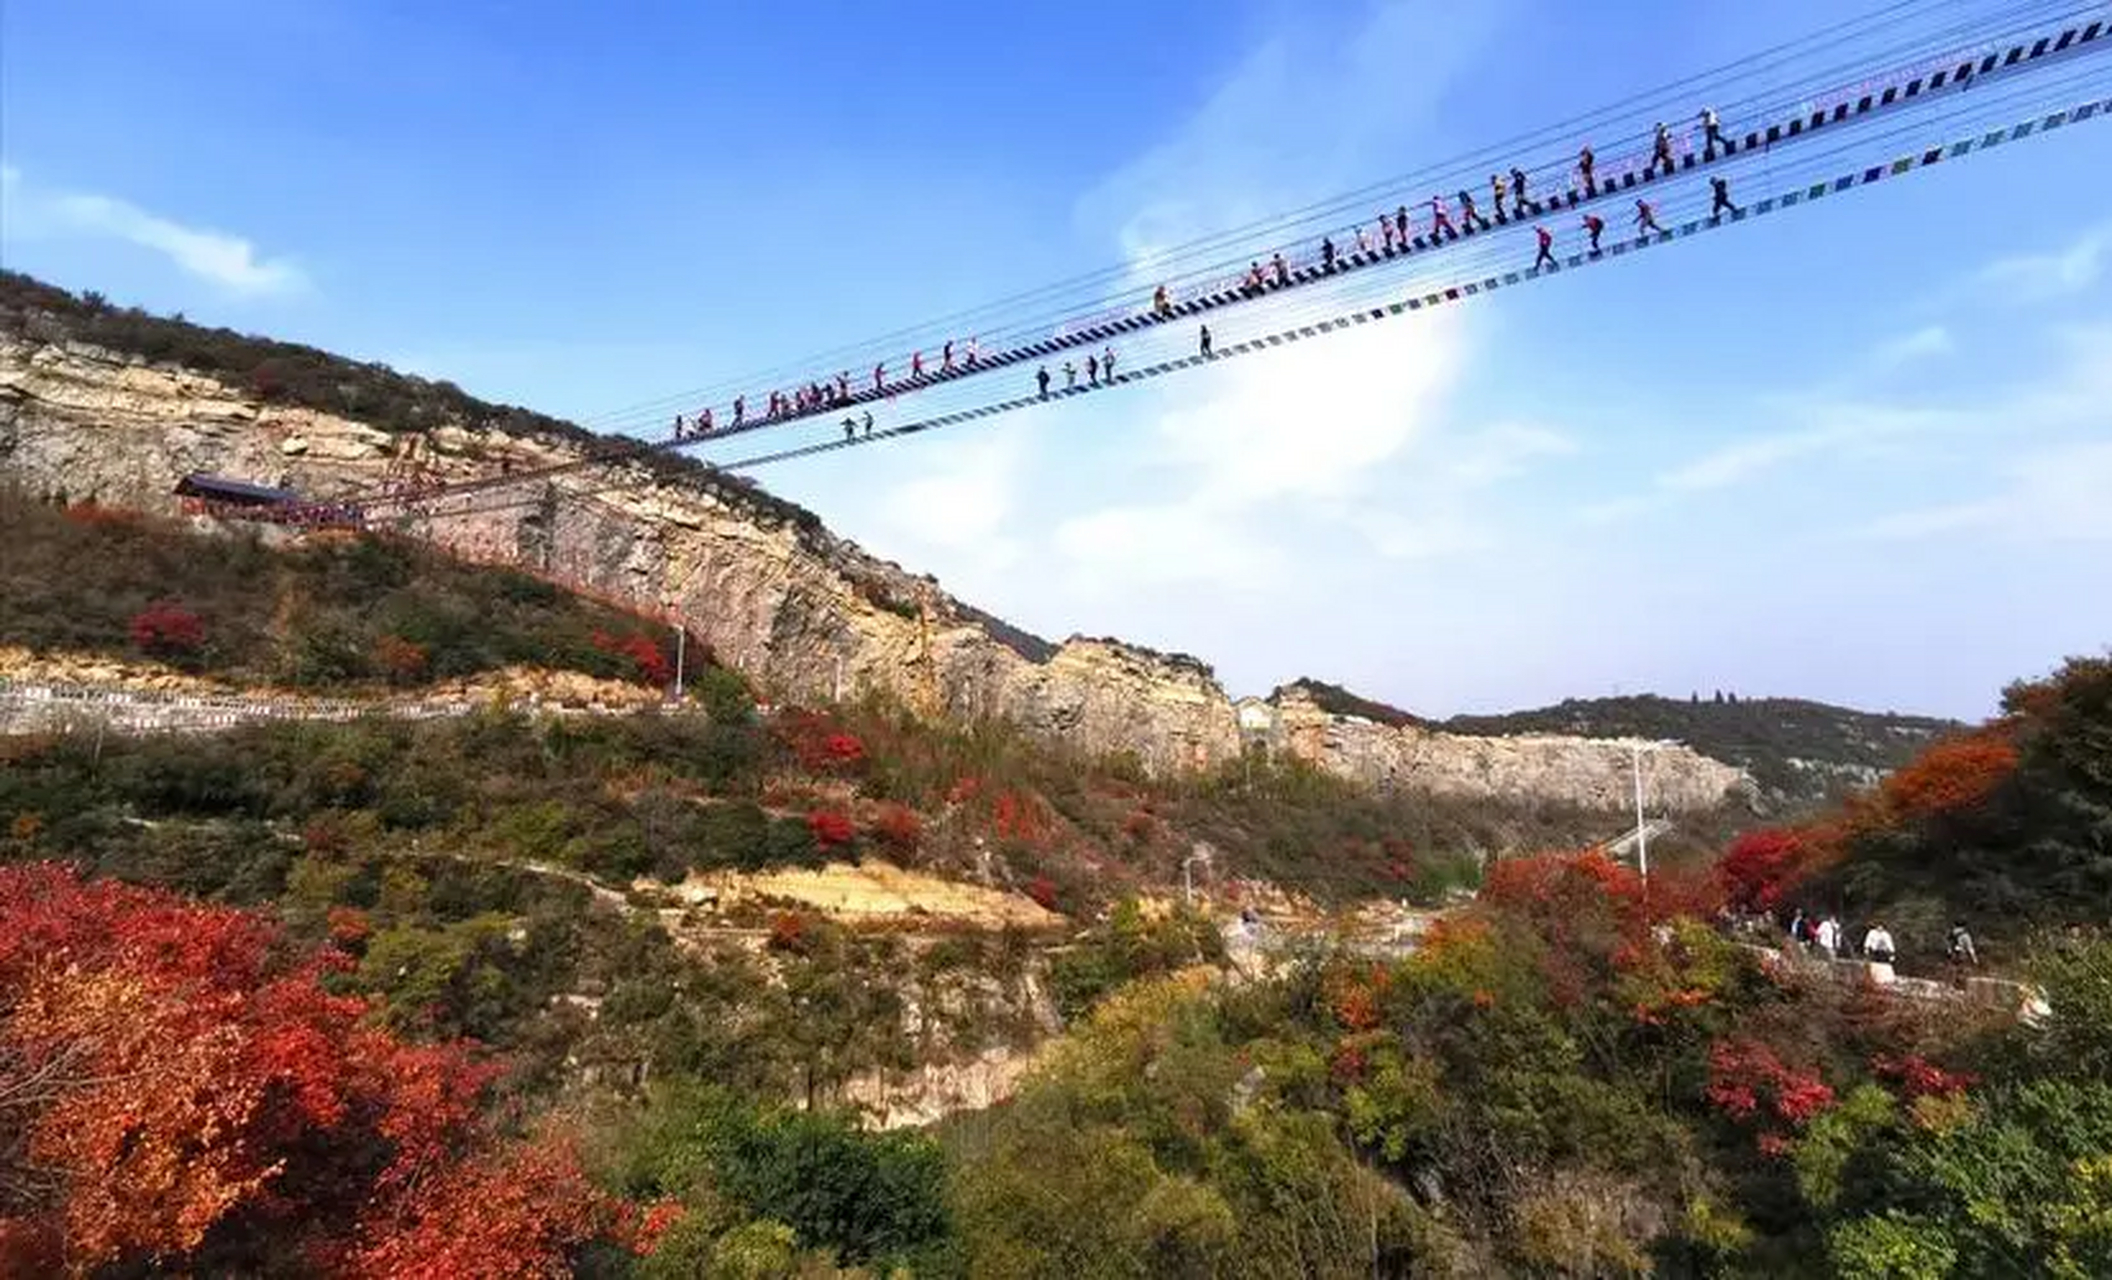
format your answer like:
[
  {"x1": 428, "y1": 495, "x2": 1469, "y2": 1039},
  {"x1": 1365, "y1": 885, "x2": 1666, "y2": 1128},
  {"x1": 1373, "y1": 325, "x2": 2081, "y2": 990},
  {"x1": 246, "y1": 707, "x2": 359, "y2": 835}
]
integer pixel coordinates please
[{"x1": 399, "y1": 77, "x2": 2112, "y2": 529}]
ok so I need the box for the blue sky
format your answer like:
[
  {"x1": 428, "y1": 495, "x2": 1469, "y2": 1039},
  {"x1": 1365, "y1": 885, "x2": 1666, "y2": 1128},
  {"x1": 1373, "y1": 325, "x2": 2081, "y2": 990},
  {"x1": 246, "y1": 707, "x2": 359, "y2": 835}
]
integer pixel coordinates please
[{"x1": 5, "y1": 0, "x2": 2110, "y2": 721}]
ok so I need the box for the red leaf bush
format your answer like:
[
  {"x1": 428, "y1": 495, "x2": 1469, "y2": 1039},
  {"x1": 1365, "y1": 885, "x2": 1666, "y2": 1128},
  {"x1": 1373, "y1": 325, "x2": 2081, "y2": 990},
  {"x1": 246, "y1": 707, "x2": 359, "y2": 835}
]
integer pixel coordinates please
[
  {"x1": 128, "y1": 601, "x2": 206, "y2": 658},
  {"x1": 807, "y1": 809, "x2": 856, "y2": 848},
  {"x1": 868, "y1": 803, "x2": 922, "y2": 855},
  {"x1": 591, "y1": 630, "x2": 671, "y2": 687}
]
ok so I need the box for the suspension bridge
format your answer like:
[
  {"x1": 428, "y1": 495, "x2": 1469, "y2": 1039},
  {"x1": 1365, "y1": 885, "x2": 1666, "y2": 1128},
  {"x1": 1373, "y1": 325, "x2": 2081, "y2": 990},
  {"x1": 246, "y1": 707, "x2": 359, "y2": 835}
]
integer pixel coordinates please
[{"x1": 264, "y1": 0, "x2": 2110, "y2": 529}]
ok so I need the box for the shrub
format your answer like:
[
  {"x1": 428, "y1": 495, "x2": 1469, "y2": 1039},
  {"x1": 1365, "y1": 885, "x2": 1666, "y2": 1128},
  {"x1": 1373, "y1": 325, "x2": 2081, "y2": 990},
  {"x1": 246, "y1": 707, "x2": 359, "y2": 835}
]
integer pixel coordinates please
[
  {"x1": 127, "y1": 601, "x2": 205, "y2": 659},
  {"x1": 768, "y1": 911, "x2": 808, "y2": 953},
  {"x1": 868, "y1": 802, "x2": 922, "y2": 856},
  {"x1": 807, "y1": 809, "x2": 856, "y2": 849},
  {"x1": 372, "y1": 633, "x2": 430, "y2": 684},
  {"x1": 593, "y1": 630, "x2": 672, "y2": 687}
]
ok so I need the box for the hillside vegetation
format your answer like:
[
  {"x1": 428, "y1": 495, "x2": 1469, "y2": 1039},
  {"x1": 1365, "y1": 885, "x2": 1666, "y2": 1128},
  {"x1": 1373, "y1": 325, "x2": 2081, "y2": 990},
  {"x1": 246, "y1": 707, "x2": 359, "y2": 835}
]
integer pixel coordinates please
[
  {"x1": 1, "y1": 488, "x2": 689, "y2": 692},
  {"x1": 1446, "y1": 692, "x2": 1960, "y2": 806},
  {"x1": 1719, "y1": 654, "x2": 2112, "y2": 961},
  {"x1": 7, "y1": 646, "x2": 2109, "y2": 1275}
]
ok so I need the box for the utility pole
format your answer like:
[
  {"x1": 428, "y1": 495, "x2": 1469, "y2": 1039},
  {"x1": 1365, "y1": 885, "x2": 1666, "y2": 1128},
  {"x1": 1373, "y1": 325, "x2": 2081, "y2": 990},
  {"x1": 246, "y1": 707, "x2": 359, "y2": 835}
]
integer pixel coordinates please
[{"x1": 1631, "y1": 740, "x2": 1650, "y2": 883}]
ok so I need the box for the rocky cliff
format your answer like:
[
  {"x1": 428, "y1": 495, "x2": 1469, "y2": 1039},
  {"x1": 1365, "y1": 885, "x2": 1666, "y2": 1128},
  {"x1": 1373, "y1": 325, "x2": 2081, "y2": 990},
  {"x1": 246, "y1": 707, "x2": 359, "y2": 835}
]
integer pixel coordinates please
[{"x1": 0, "y1": 328, "x2": 1746, "y2": 809}]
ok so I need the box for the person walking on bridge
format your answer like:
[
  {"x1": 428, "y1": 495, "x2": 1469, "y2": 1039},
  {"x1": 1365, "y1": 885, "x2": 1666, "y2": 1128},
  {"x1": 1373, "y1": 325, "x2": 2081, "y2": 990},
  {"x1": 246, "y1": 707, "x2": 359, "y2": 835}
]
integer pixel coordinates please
[
  {"x1": 1579, "y1": 143, "x2": 1597, "y2": 194},
  {"x1": 698, "y1": 407, "x2": 713, "y2": 436},
  {"x1": 873, "y1": 362, "x2": 886, "y2": 393},
  {"x1": 1272, "y1": 251, "x2": 1290, "y2": 287},
  {"x1": 1634, "y1": 198, "x2": 1665, "y2": 238},
  {"x1": 1153, "y1": 284, "x2": 1172, "y2": 319},
  {"x1": 942, "y1": 340, "x2": 955, "y2": 372},
  {"x1": 1582, "y1": 212, "x2": 1605, "y2": 254},
  {"x1": 1532, "y1": 224, "x2": 1556, "y2": 271},
  {"x1": 1701, "y1": 106, "x2": 1729, "y2": 158},
  {"x1": 732, "y1": 395, "x2": 745, "y2": 427},
  {"x1": 1651, "y1": 121, "x2": 1676, "y2": 177},
  {"x1": 1395, "y1": 204, "x2": 1410, "y2": 245},
  {"x1": 1710, "y1": 175, "x2": 1741, "y2": 220},
  {"x1": 1064, "y1": 360, "x2": 1077, "y2": 389},
  {"x1": 1510, "y1": 165, "x2": 1530, "y2": 213},
  {"x1": 1381, "y1": 212, "x2": 1397, "y2": 252},
  {"x1": 1036, "y1": 366, "x2": 1050, "y2": 399},
  {"x1": 862, "y1": 411, "x2": 873, "y2": 437},
  {"x1": 911, "y1": 350, "x2": 925, "y2": 379},
  {"x1": 836, "y1": 372, "x2": 850, "y2": 401},
  {"x1": 1458, "y1": 187, "x2": 1489, "y2": 232},
  {"x1": 1321, "y1": 236, "x2": 1336, "y2": 273},
  {"x1": 1199, "y1": 324, "x2": 1213, "y2": 358},
  {"x1": 1086, "y1": 353, "x2": 1100, "y2": 386},
  {"x1": 1491, "y1": 171, "x2": 1509, "y2": 220},
  {"x1": 1102, "y1": 346, "x2": 1117, "y2": 381},
  {"x1": 841, "y1": 416, "x2": 856, "y2": 442},
  {"x1": 1429, "y1": 195, "x2": 1457, "y2": 242}
]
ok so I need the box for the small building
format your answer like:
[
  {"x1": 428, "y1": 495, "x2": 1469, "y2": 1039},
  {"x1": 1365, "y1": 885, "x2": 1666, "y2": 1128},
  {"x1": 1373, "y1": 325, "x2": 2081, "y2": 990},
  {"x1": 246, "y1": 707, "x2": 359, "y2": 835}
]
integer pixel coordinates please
[{"x1": 175, "y1": 473, "x2": 300, "y2": 510}]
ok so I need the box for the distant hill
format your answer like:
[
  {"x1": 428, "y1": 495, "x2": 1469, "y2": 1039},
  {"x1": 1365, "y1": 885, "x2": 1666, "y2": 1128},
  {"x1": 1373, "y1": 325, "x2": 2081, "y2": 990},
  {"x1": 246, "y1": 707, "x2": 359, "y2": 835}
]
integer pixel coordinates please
[{"x1": 1443, "y1": 693, "x2": 1963, "y2": 807}]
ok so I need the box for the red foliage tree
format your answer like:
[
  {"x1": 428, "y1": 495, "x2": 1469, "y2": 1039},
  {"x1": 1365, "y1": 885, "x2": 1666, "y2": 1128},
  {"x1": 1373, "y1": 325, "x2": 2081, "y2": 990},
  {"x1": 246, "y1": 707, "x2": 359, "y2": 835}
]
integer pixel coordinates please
[
  {"x1": 0, "y1": 864, "x2": 606, "y2": 1275},
  {"x1": 1705, "y1": 1037, "x2": 1836, "y2": 1131},
  {"x1": 1871, "y1": 1053, "x2": 1976, "y2": 1101},
  {"x1": 774, "y1": 711, "x2": 868, "y2": 773},
  {"x1": 1715, "y1": 828, "x2": 1813, "y2": 913},
  {"x1": 1879, "y1": 732, "x2": 2019, "y2": 820},
  {"x1": 590, "y1": 630, "x2": 671, "y2": 688},
  {"x1": 1025, "y1": 876, "x2": 1060, "y2": 913},
  {"x1": 127, "y1": 601, "x2": 205, "y2": 659},
  {"x1": 993, "y1": 791, "x2": 1051, "y2": 845},
  {"x1": 806, "y1": 809, "x2": 856, "y2": 848},
  {"x1": 372, "y1": 634, "x2": 430, "y2": 685},
  {"x1": 868, "y1": 803, "x2": 922, "y2": 856},
  {"x1": 346, "y1": 1132, "x2": 604, "y2": 1278}
]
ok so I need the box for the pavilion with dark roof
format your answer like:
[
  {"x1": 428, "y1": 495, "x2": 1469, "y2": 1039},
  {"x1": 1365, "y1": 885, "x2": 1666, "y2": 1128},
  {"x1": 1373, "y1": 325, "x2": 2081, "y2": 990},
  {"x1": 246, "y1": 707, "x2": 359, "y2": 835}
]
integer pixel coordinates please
[{"x1": 174, "y1": 473, "x2": 299, "y2": 509}]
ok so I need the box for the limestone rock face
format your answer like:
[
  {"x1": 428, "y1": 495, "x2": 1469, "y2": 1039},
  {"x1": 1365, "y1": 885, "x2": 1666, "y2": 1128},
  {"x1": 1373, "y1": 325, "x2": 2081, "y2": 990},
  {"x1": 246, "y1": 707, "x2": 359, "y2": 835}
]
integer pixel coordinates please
[
  {"x1": 1254, "y1": 687, "x2": 1750, "y2": 812},
  {"x1": 1, "y1": 336, "x2": 1748, "y2": 809}
]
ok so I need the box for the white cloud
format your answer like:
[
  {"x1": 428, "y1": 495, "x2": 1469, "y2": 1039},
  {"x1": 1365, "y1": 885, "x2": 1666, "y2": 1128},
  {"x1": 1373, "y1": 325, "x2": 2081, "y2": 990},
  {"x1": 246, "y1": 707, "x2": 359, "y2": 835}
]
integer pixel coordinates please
[
  {"x1": 1075, "y1": 0, "x2": 1504, "y2": 297},
  {"x1": 1444, "y1": 421, "x2": 1577, "y2": 485},
  {"x1": 1657, "y1": 428, "x2": 1836, "y2": 492},
  {"x1": 1869, "y1": 324, "x2": 1952, "y2": 371},
  {"x1": 1036, "y1": 0, "x2": 1524, "y2": 594},
  {"x1": 1154, "y1": 311, "x2": 1467, "y2": 507},
  {"x1": 876, "y1": 426, "x2": 1031, "y2": 572},
  {"x1": 1862, "y1": 442, "x2": 2112, "y2": 543},
  {"x1": 1051, "y1": 306, "x2": 1494, "y2": 589},
  {"x1": 1, "y1": 166, "x2": 307, "y2": 297},
  {"x1": 1976, "y1": 224, "x2": 2111, "y2": 302},
  {"x1": 1053, "y1": 501, "x2": 1292, "y2": 593}
]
